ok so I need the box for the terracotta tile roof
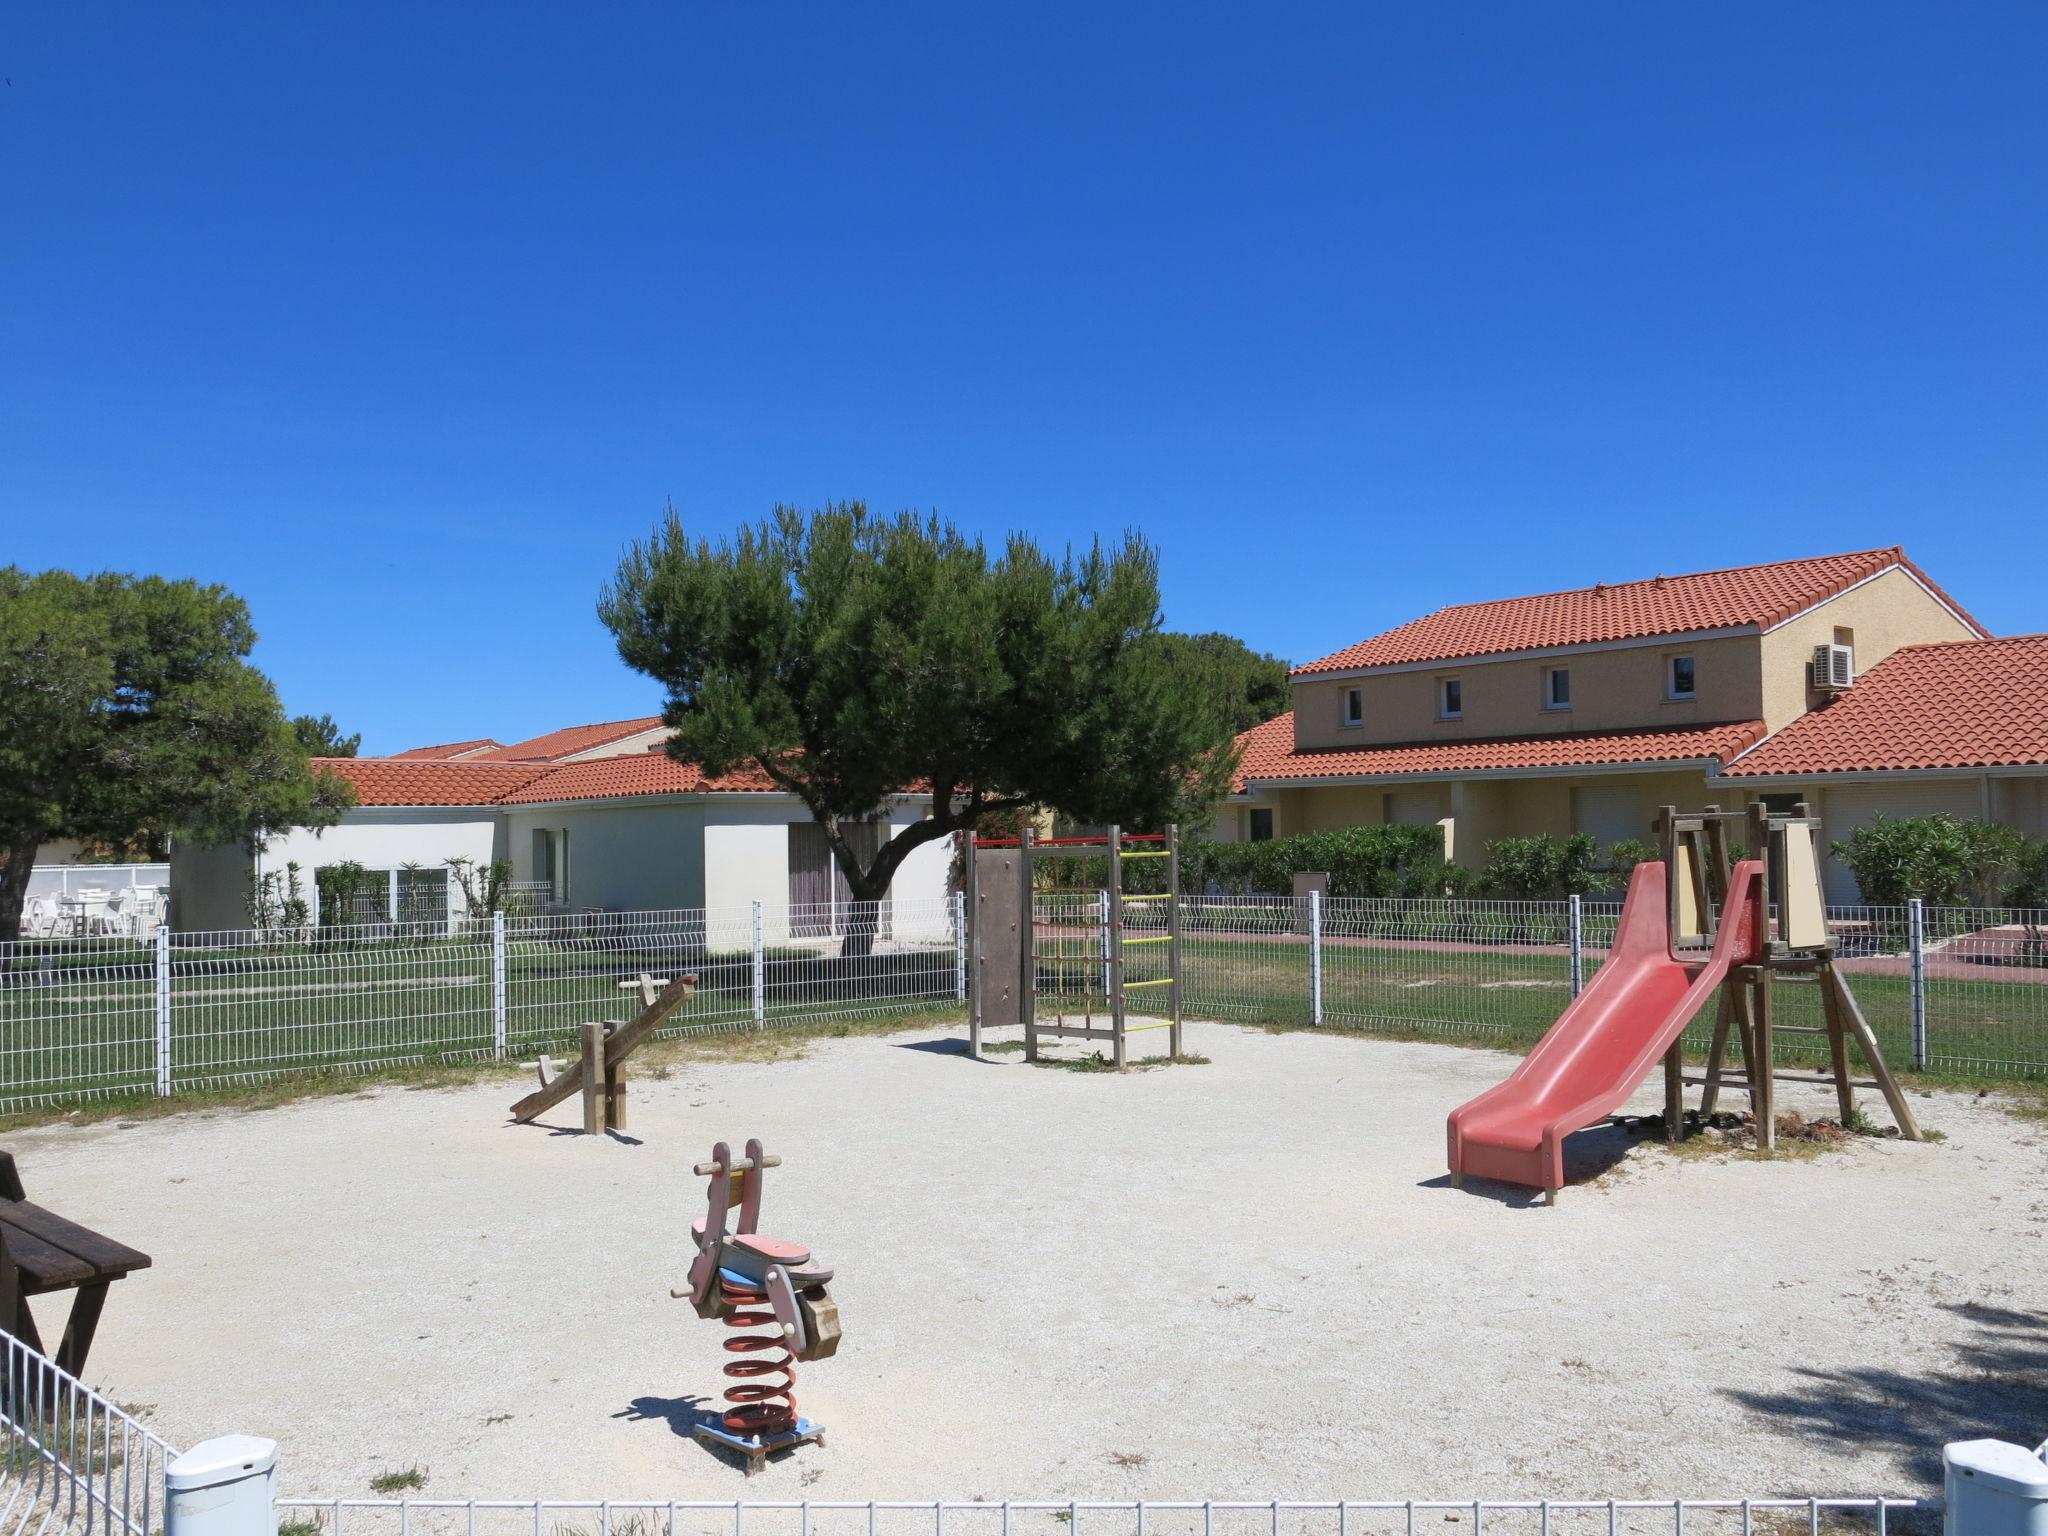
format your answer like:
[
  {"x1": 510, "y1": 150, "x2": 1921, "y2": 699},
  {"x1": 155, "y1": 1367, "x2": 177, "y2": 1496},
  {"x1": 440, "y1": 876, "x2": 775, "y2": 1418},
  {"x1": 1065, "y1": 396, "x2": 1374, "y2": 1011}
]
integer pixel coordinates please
[
  {"x1": 494, "y1": 754, "x2": 780, "y2": 803},
  {"x1": 386, "y1": 738, "x2": 502, "y2": 760},
  {"x1": 1230, "y1": 713, "x2": 1766, "y2": 791},
  {"x1": 1295, "y1": 547, "x2": 1981, "y2": 675},
  {"x1": 1723, "y1": 636, "x2": 2048, "y2": 777},
  {"x1": 317, "y1": 751, "x2": 781, "y2": 807},
  {"x1": 314, "y1": 758, "x2": 554, "y2": 806},
  {"x1": 478, "y1": 716, "x2": 666, "y2": 762}
]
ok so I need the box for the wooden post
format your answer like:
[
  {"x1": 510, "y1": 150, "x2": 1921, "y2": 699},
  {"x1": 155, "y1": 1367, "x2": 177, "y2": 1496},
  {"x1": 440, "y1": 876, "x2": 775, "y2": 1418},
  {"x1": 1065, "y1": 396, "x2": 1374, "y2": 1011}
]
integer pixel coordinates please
[
  {"x1": 965, "y1": 837, "x2": 982, "y2": 1060},
  {"x1": 1663, "y1": 1042, "x2": 1684, "y2": 1143},
  {"x1": 1753, "y1": 968, "x2": 1775, "y2": 1151},
  {"x1": 604, "y1": 1021, "x2": 629, "y2": 1132},
  {"x1": 1817, "y1": 957, "x2": 1857, "y2": 1124},
  {"x1": 1107, "y1": 824, "x2": 1126, "y2": 1069},
  {"x1": 1166, "y1": 822, "x2": 1183, "y2": 1061},
  {"x1": 1020, "y1": 826, "x2": 1038, "y2": 1063},
  {"x1": 580, "y1": 1021, "x2": 606, "y2": 1136}
]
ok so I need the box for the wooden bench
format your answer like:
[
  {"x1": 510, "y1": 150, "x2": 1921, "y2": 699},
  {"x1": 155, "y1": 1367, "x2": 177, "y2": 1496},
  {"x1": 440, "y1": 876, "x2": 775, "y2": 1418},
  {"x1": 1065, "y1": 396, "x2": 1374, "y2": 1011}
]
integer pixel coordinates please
[{"x1": 0, "y1": 1152, "x2": 152, "y2": 1377}]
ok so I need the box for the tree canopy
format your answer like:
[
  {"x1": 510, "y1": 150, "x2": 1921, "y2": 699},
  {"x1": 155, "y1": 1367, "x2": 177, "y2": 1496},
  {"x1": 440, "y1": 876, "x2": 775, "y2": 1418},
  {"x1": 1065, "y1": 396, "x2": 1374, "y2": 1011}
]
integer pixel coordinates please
[
  {"x1": 1151, "y1": 631, "x2": 1290, "y2": 735},
  {"x1": 600, "y1": 504, "x2": 1243, "y2": 916},
  {"x1": 0, "y1": 568, "x2": 355, "y2": 940},
  {"x1": 291, "y1": 713, "x2": 362, "y2": 757}
]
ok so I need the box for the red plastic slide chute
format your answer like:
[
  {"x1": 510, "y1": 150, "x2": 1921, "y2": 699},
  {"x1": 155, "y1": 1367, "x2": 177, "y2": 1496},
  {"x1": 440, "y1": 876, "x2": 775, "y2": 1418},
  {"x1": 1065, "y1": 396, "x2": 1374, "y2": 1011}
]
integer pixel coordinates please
[{"x1": 1446, "y1": 858, "x2": 1765, "y2": 1199}]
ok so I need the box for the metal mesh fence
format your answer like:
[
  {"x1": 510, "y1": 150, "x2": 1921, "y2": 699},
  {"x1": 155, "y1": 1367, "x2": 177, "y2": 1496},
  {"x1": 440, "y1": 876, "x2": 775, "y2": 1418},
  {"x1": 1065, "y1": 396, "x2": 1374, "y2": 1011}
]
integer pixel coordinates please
[{"x1": 1, "y1": 892, "x2": 2044, "y2": 1112}]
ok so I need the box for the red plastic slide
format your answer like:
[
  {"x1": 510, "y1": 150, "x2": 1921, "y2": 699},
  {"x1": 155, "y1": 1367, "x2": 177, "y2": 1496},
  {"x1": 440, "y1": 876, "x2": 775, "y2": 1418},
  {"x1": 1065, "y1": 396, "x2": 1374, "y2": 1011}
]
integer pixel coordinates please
[{"x1": 1446, "y1": 858, "x2": 1765, "y2": 1199}]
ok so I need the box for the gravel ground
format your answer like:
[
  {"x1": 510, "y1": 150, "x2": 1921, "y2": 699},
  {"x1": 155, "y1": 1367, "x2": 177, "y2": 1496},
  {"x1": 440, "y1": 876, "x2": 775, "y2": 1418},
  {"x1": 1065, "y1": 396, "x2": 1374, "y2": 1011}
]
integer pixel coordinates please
[{"x1": 11, "y1": 1020, "x2": 2047, "y2": 1504}]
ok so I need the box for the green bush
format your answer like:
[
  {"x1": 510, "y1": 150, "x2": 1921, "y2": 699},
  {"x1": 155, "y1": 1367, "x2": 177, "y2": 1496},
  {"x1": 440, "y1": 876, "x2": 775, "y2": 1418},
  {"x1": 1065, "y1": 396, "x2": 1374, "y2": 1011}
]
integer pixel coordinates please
[
  {"x1": 1181, "y1": 823, "x2": 1455, "y2": 899},
  {"x1": 1831, "y1": 814, "x2": 2031, "y2": 906},
  {"x1": 1478, "y1": 834, "x2": 1606, "y2": 899}
]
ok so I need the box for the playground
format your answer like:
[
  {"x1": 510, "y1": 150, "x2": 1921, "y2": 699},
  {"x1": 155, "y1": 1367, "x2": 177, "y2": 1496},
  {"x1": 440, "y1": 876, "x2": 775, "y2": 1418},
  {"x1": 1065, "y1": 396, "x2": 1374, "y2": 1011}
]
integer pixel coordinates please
[{"x1": 11, "y1": 1017, "x2": 2046, "y2": 1501}]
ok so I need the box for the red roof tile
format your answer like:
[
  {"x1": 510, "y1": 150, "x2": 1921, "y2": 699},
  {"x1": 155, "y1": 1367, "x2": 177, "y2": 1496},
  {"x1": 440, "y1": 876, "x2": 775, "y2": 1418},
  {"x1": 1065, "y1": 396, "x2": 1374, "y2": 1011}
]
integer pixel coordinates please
[
  {"x1": 478, "y1": 717, "x2": 665, "y2": 762},
  {"x1": 317, "y1": 751, "x2": 780, "y2": 808},
  {"x1": 494, "y1": 754, "x2": 779, "y2": 803},
  {"x1": 1723, "y1": 635, "x2": 2048, "y2": 776},
  {"x1": 1230, "y1": 713, "x2": 1766, "y2": 791},
  {"x1": 387, "y1": 738, "x2": 502, "y2": 760},
  {"x1": 315, "y1": 758, "x2": 554, "y2": 806},
  {"x1": 1295, "y1": 548, "x2": 1981, "y2": 675}
]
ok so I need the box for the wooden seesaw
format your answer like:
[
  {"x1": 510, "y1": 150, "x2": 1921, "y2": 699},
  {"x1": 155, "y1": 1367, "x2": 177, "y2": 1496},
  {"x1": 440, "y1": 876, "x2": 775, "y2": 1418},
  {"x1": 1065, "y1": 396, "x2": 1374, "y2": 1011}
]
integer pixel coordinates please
[{"x1": 508, "y1": 972, "x2": 697, "y2": 1135}]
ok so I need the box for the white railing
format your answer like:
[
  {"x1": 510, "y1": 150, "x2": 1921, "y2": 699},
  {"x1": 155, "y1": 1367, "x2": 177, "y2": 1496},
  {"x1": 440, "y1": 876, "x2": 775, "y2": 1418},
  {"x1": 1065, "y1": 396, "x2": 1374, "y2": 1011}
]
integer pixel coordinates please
[
  {"x1": 0, "y1": 1333, "x2": 179, "y2": 1536},
  {"x1": 19, "y1": 868, "x2": 168, "y2": 943},
  {"x1": 270, "y1": 1496, "x2": 1932, "y2": 1536}
]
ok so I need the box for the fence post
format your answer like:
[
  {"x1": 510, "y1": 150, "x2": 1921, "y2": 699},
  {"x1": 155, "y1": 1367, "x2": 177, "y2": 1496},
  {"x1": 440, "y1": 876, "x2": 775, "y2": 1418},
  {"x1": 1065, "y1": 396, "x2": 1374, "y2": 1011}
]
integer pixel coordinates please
[
  {"x1": 752, "y1": 900, "x2": 767, "y2": 1027},
  {"x1": 1908, "y1": 897, "x2": 1928, "y2": 1071},
  {"x1": 154, "y1": 925, "x2": 172, "y2": 1096},
  {"x1": 952, "y1": 890, "x2": 968, "y2": 1004},
  {"x1": 1568, "y1": 894, "x2": 1584, "y2": 998},
  {"x1": 491, "y1": 910, "x2": 508, "y2": 1060},
  {"x1": 1098, "y1": 888, "x2": 1111, "y2": 1001},
  {"x1": 1309, "y1": 888, "x2": 1324, "y2": 1026}
]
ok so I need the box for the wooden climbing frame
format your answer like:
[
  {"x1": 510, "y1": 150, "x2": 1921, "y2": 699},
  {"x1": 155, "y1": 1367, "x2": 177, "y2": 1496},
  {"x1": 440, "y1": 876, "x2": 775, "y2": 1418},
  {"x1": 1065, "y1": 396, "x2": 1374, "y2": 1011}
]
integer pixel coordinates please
[
  {"x1": 966, "y1": 824, "x2": 1183, "y2": 1067},
  {"x1": 1653, "y1": 804, "x2": 1921, "y2": 1150}
]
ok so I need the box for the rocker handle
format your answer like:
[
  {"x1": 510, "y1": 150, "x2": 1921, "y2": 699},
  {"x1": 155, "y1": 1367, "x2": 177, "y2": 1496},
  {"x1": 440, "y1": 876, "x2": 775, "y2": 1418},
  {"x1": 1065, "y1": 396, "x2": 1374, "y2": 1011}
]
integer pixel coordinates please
[{"x1": 694, "y1": 1155, "x2": 782, "y2": 1176}]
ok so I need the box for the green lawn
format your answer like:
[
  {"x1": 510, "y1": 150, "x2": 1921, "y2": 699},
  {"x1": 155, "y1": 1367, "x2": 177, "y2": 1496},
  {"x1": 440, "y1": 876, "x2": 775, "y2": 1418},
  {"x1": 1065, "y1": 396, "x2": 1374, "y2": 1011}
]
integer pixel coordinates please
[{"x1": 1179, "y1": 935, "x2": 2048, "y2": 1081}]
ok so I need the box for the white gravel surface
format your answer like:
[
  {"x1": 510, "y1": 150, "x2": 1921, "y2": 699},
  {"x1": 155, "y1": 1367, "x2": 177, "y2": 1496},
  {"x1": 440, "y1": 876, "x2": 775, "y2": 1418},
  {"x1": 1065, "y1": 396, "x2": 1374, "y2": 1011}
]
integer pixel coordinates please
[{"x1": 12, "y1": 1020, "x2": 2046, "y2": 1503}]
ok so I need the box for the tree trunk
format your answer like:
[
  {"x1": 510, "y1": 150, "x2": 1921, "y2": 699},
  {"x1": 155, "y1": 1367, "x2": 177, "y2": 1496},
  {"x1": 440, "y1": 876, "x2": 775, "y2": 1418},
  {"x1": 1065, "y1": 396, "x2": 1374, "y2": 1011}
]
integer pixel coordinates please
[{"x1": 0, "y1": 836, "x2": 39, "y2": 945}]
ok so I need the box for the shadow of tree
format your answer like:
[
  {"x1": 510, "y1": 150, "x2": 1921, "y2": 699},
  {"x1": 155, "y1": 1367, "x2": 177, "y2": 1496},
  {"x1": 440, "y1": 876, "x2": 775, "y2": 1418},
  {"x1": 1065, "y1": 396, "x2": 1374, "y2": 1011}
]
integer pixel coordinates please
[{"x1": 1721, "y1": 1300, "x2": 2048, "y2": 1489}]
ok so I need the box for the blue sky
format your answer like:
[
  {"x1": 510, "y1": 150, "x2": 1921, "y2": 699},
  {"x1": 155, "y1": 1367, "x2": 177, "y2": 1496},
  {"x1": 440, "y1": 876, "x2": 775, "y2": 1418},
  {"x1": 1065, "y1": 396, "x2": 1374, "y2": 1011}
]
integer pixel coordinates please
[{"x1": 5, "y1": 5, "x2": 2044, "y2": 754}]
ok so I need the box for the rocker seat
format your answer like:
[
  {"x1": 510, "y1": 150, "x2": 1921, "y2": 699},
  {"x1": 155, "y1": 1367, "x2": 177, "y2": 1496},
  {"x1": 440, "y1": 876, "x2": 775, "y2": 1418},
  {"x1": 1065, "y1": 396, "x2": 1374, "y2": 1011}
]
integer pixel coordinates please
[{"x1": 731, "y1": 1234, "x2": 811, "y2": 1265}]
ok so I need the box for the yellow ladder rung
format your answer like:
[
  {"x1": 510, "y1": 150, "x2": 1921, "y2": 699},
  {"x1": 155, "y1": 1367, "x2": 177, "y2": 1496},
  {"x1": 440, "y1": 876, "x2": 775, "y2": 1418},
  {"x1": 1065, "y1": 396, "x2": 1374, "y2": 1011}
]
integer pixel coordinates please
[
  {"x1": 1121, "y1": 894, "x2": 1169, "y2": 903},
  {"x1": 1122, "y1": 936, "x2": 1172, "y2": 946},
  {"x1": 1118, "y1": 850, "x2": 1170, "y2": 859},
  {"x1": 1124, "y1": 1022, "x2": 1174, "y2": 1033},
  {"x1": 1122, "y1": 978, "x2": 1174, "y2": 990}
]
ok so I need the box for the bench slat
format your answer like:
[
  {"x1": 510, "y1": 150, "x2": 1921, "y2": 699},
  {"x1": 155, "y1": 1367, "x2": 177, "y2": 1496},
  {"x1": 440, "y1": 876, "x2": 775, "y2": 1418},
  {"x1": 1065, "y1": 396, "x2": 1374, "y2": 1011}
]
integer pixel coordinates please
[
  {"x1": 0, "y1": 1202, "x2": 151, "y2": 1283},
  {"x1": 0, "y1": 1224, "x2": 98, "y2": 1293}
]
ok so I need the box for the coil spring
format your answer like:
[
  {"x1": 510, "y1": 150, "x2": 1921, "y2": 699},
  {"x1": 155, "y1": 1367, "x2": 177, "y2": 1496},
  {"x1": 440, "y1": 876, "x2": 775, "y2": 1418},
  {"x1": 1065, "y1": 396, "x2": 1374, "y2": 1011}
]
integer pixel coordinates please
[{"x1": 718, "y1": 1276, "x2": 796, "y2": 1438}]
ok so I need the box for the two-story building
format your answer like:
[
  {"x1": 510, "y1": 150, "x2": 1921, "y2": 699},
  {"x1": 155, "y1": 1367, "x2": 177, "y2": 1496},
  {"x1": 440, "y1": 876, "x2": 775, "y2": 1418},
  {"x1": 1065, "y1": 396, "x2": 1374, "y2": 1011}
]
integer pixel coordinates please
[{"x1": 1216, "y1": 548, "x2": 1990, "y2": 895}]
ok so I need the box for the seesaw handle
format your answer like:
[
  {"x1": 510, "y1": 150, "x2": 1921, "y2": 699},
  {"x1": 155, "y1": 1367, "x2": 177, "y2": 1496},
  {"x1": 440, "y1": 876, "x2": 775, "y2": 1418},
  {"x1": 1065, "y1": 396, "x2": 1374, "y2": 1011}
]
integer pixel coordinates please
[{"x1": 693, "y1": 1155, "x2": 782, "y2": 1175}]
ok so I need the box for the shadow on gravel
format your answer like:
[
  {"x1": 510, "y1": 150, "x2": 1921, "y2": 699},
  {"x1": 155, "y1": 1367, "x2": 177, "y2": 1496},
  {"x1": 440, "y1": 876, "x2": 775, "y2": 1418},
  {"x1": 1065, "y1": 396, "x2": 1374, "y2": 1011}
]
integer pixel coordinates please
[{"x1": 1721, "y1": 1300, "x2": 2048, "y2": 1488}]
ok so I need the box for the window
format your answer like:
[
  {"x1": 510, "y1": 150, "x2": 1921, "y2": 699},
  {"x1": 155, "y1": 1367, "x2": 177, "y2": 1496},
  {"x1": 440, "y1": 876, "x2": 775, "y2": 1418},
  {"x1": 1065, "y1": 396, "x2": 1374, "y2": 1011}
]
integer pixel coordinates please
[
  {"x1": 1544, "y1": 667, "x2": 1571, "y2": 710},
  {"x1": 1438, "y1": 678, "x2": 1462, "y2": 719},
  {"x1": 1248, "y1": 808, "x2": 1275, "y2": 842},
  {"x1": 1341, "y1": 687, "x2": 1364, "y2": 726},
  {"x1": 1667, "y1": 655, "x2": 1696, "y2": 700}
]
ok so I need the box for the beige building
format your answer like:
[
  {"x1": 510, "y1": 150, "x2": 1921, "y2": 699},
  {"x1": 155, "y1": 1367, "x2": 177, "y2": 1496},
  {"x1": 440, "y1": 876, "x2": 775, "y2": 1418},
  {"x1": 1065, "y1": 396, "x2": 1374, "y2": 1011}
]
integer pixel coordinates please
[{"x1": 1217, "y1": 548, "x2": 1988, "y2": 891}]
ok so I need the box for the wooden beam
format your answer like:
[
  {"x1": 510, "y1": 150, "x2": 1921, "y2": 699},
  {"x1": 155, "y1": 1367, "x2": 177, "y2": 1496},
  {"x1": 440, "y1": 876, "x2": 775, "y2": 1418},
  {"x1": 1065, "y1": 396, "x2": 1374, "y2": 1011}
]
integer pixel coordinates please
[{"x1": 1824, "y1": 962, "x2": 1924, "y2": 1141}]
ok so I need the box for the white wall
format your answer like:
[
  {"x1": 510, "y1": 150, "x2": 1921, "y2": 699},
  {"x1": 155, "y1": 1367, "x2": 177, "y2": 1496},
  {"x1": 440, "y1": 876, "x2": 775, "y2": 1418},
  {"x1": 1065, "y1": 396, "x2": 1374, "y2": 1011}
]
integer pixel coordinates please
[{"x1": 503, "y1": 800, "x2": 707, "y2": 913}]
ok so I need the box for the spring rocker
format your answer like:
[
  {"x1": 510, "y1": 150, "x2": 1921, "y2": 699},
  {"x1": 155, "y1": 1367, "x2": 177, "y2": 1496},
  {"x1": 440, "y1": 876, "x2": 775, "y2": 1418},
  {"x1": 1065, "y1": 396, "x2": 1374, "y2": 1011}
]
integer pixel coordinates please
[
  {"x1": 508, "y1": 972, "x2": 696, "y2": 1135},
  {"x1": 672, "y1": 1138, "x2": 840, "y2": 1474},
  {"x1": 1448, "y1": 802, "x2": 1920, "y2": 1202},
  {"x1": 965, "y1": 823, "x2": 1184, "y2": 1066}
]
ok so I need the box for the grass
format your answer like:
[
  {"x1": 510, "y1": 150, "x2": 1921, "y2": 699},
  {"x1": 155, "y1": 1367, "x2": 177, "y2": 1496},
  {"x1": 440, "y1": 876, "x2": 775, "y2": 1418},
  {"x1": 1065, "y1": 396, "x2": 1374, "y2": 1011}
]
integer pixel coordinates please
[
  {"x1": 2, "y1": 920, "x2": 2044, "y2": 1121},
  {"x1": 368, "y1": 1466, "x2": 427, "y2": 1494}
]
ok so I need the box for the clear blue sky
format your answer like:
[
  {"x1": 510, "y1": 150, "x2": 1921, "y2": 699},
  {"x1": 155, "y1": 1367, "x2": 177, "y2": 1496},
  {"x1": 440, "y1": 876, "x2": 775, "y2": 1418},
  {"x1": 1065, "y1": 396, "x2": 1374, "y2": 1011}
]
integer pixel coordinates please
[{"x1": 5, "y1": 5, "x2": 2044, "y2": 754}]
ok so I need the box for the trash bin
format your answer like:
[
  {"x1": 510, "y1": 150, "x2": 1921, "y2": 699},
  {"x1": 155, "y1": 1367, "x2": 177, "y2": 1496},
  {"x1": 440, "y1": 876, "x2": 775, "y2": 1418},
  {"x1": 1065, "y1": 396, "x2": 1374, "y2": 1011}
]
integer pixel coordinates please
[
  {"x1": 1946, "y1": 1439, "x2": 2048, "y2": 1536},
  {"x1": 167, "y1": 1435, "x2": 278, "y2": 1536}
]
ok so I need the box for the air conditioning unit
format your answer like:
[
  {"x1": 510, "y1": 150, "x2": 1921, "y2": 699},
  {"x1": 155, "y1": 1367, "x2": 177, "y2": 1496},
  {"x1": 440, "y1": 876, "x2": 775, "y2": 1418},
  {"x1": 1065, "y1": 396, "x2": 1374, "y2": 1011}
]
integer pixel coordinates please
[{"x1": 1811, "y1": 643, "x2": 1855, "y2": 692}]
